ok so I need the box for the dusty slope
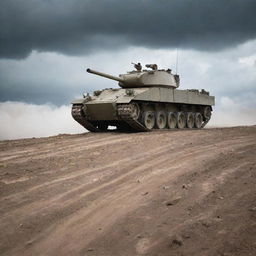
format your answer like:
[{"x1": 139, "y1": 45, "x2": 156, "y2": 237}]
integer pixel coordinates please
[{"x1": 0, "y1": 126, "x2": 255, "y2": 256}]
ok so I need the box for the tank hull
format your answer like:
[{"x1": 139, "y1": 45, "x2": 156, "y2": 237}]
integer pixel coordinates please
[{"x1": 72, "y1": 87, "x2": 214, "y2": 132}]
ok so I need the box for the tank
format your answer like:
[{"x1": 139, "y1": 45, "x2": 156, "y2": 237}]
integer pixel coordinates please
[{"x1": 71, "y1": 63, "x2": 215, "y2": 132}]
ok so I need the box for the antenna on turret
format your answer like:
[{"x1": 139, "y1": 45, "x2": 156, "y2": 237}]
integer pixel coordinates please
[{"x1": 175, "y1": 48, "x2": 179, "y2": 74}]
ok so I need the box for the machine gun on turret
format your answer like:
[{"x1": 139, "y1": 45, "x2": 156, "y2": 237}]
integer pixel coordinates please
[{"x1": 131, "y1": 62, "x2": 142, "y2": 72}]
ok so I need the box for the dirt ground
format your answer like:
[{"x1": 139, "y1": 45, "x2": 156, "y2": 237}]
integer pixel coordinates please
[{"x1": 0, "y1": 126, "x2": 256, "y2": 256}]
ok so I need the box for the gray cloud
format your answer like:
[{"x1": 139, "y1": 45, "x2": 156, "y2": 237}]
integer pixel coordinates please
[
  {"x1": 1, "y1": 0, "x2": 256, "y2": 59},
  {"x1": 1, "y1": 40, "x2": 256, "y2": 106}
]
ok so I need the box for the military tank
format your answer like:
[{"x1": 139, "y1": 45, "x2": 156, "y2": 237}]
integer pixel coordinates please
[{"x1": 71, "y1": 63, "x2": 215, "y2": 132}]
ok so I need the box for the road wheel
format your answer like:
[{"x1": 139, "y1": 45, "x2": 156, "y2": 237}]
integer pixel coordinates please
[
  {"x1": 167, "y1": 112, "x2": 177, "y2": 129},
  {"x1": 177, "y1": 112, "x2": 186, "y2": 129},
  {"x1": 156, "y1": 111, "x2": 167, "y2": 129},
  {"x1": 194, "y1": 113, "x2": 203, "y2": 128},
  {"x1": 203, "y1": 106, "x2": 212, "y2": 119},
  {"x1": 143, "y1": 111, "x2": 155, "y2": 130},
  {"x1": 130, "y1": 103, "x2": 140, "y2": 120},
  {"x1": 186, "y1": 112, "x2": 195, "y2": 129}
]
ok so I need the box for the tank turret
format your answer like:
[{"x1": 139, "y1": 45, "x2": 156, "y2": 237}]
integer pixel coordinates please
[{"x1": 87, "y1": 64, "x2": 180, "y2": 88}]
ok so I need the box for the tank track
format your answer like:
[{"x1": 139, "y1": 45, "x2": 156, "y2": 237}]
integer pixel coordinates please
[
  {"x1": 117, "y1": 104, "x2": 149, "y2": 132},
  {"x1": 71, "y1": 104, "x2": 100, "y2": 132},
  {"x1": 117, "y1": 103, "x2": 211, "y2": 131},
  {"x1": 201, "y1": 118, "x2": 210, "y2": 128}
]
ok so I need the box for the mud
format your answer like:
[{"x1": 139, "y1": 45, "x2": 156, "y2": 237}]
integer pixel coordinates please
[{"x1": 0, "y1": 126, "x2": 256, "y2": 256}]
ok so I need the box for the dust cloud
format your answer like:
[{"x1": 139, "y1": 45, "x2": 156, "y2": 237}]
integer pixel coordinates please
[
  {"x1": 0, "y1": 101, "x2": 84, "y2": 140},
  {"x1": 0, "y1": 99, "x2": 255, "y2": 140},
  {"x1": 210, "y1": 96, "x2": 256, "y2": 127}
]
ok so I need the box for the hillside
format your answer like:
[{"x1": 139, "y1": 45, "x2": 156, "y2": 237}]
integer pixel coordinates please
[{"x1": 0, "y1": 126, "x2": 256, "y2": 256}]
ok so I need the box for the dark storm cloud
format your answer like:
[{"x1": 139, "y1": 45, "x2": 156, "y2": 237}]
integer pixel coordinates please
[{"x1": 1, "y1": 0, "x2": 256, "y2": 59}]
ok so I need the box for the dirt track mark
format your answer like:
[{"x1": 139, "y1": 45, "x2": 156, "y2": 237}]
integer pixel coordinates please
[{"x1": 0, "y1": 136, "x2": 246, "y2": 218}]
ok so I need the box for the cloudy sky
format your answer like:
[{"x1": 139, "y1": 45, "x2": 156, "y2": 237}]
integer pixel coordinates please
[{"x1": 0, "y1": 0, "x2": 256, "y2": 139}]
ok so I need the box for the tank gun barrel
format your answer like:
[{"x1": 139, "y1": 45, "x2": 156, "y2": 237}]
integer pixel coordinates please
[{"x1": 87, "y1": 68, "x2": 124, "y2": 83}]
